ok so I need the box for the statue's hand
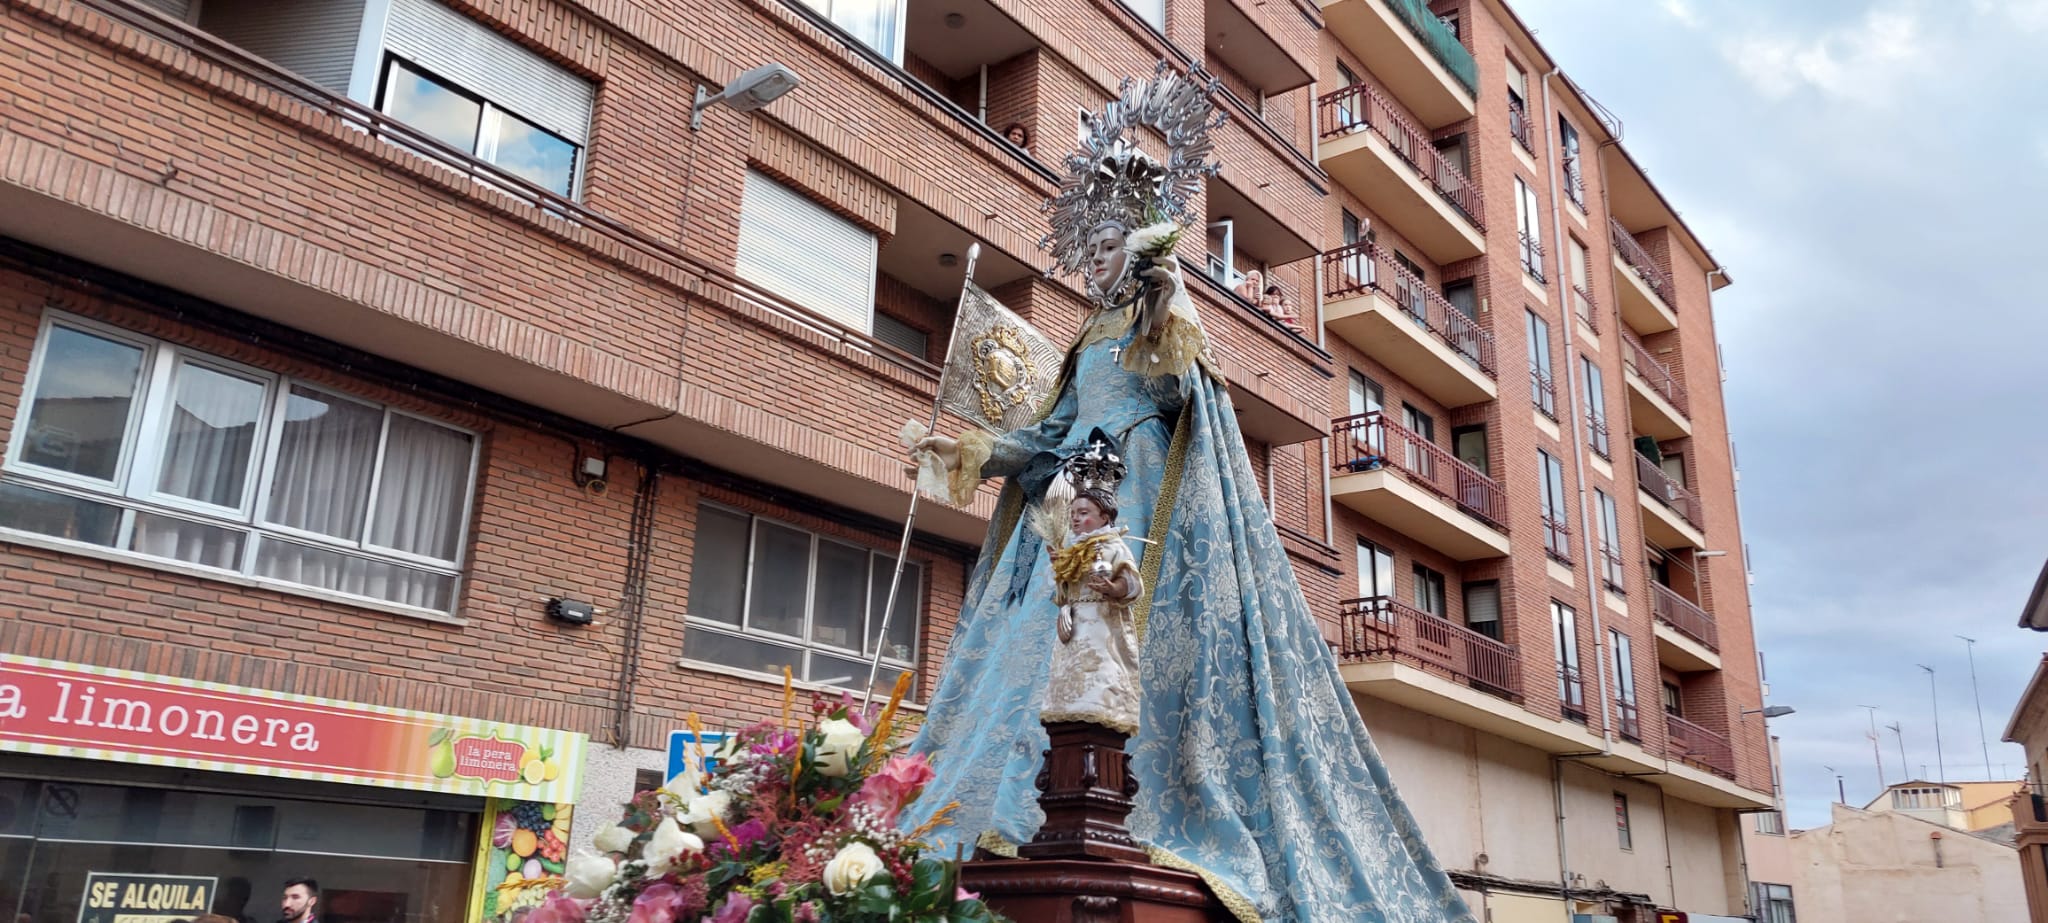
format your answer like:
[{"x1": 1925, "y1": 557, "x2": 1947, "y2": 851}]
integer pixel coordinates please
[
  {"x1": 1140, "y1": 253, "x2": 1185, "y2": 301},
  {"x1": 911, "y1": 434, "x2": 960, "y2": 474}
]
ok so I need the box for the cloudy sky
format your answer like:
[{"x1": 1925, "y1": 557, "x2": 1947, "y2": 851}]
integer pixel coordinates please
[{"x1": 1506, "y1": 0, "x2": 2048, "y2": 827}]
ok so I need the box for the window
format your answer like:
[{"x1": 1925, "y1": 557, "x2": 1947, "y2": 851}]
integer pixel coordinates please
[
  {"x1": 1117, "y1": 0, "x2": 1165, "y2": 29},
  {"x1": 1527, "y1": 310, "x2": 1555, "y2": 418},
  {"x1": 1610, "y1": 628, "x2": 1637, "y2": 740},
  {"x1": 1754, "y1": 811, "x2": 1786, "y2": 836},
  {"x1": 1442, "y1": 279, "x2": 1477, "y2": 320},
  {"x1": 736, "y1": 170, "x2": 879, "y2": 335},
  {"x1": 1357, "y1": 539, "x2": 1396, "y2": 601},
  {"x1": 1559, "y1": 117, "x2": 1584, "y2": 208},
  {"x1": 1346, "y1": 371, "x2": 1385, "y2": 456},
  {"x1": 1539, "y1": 449, "x2": 1570, "y2": 564},
  {"x1": 1595, "y1": 489, "x2": 1624, "y2": 591},
  {"x1": 1464, "y1": 581, "x2": 1501, "y2": 640},
  {"x1": 685, "y1": 504, "x2": 922, "y2": 695},
  {"x1": 1582, "y1": 357, "x2": 1610, "y2": 459},
  {"x1": 1514, "y1": 177, "x2": 1544, "y2": 280},
  {"x1": 1334, "y1": 62, "x2": 1362, "y2": 130},
  {"x1": 1614, "y1": 792, "x2": 1632, "y2": 850},
  {"x1": 1412, "y1": 564, "x2": 1446, "y2": 617},
  {"x1": 1452, "y1": 424, "x2": 1489, "y2": 476},
  {"x1": 872, "y1": 313, "x2": 929, "y2": 360},
  {"x1": 1553, "y1": 601, "x2": 1584, "y2": 720},
  {"x1": 377, "y1": 58, "x2": 582, "y2": 196},
  {"x1": 1568, "y1": 236, "x2": 1594, "y2": 328},
  {"x1": 1890, "y1": 786, "x2": 1961, "y2": 810},
  {"x1": 1662, "y1": 680, "x2": 1683, "y2": 718},
  {"x1": 1, "y1": 315, "x2": 479, "y2": 614},
  {"x1": 1660, "y1": 452, "x2": 1687, "y2": 488},
  {"x1": 1342, "y1": 209, "x2": 1365, "y2": 246},
  {"x1": 1402, "y1": 404, "x2": 1434, "y2": 474},
  {"x1": 1506, "y1": 60, "x2": 1531, "y2": 151},
  {"x1": 1753, "y1": 882, "x2": 1796, "y2": 923},
  {"x1": 797, "y1": 0, "x2": 906, "y2": 62},
  {"x1": 1437, "y1": 11, "x2": 1460, "y2": 40}
]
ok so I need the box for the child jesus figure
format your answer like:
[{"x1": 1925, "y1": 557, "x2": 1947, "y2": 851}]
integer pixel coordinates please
[{"x1": 1042, "y1": 486, "x2": 1143, "y2": 734}]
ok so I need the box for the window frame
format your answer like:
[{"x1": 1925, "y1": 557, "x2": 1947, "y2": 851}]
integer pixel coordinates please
[
  {"x1": 375, "y1": 55, "x2": 584, "y2": 198},
  {"x1": 683, "y1": 501, "x2": 924, "y2": 694},
  {"x1": 1582, "y1": 356, "x2": 1609, "y2": 459},
  {"x1": 1553, "y1": 600, "x2": 1584, "y2": 717},
  {"x1": 1614, "y1": 792, "x2": 1633, "y2": 851},
  {"x1": 1356, "y1": 538, "x2": 1396, "y2": 600},
  {"x1": 1, "y1": 311, "x2": 481, "y2": 616},
  {"x1": 1411, "y1": 563, "x2": 1446, "y2": 617}
]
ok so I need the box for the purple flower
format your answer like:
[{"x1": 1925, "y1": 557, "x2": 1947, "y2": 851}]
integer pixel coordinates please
[
  {"x1": 707, "y1": 892, "x2": 756, "y2": 923},
  {"x1": 627, "y1": 882, "x2": 682, "y2": 923}
]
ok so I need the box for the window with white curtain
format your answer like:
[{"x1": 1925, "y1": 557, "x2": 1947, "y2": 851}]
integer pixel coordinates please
[
  {"x1": 797, "y1": 0, "x2": 906, "y2": 63},
  {"x1": 0, "y1": 314, "x2": 479, "y2": 615},
  {"x1": 684, "y1": 503, "x2": 921, "y2": 696}
]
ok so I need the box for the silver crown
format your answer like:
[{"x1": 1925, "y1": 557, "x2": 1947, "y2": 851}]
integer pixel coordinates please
[{"x1": 1064, "y1": 436, "x2": 1127, "y2": 501}]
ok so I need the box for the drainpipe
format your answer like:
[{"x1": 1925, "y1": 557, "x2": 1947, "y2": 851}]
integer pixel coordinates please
[
  {"x1": 977, "y1": 65, "x2": 989, "y2": 123},
  {"x1": 1540, "y1": 67, "x2": 1615, "y2": 751},
  {"x1": 1553, "y1": 755, "x2": 1575, "y2": 905}
]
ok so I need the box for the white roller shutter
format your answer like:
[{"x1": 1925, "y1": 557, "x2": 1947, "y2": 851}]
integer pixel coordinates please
[
  {"x1": 382, "y1": 0, "x2": 592, "y2": 145},
  {"x1": 137, "y1": 0, "x2": 192, "y2": 21},
  {"x1": 736, "y1": 171, "x2": 878, "y2": 335},
  {"x1": 200, "y1": 0, "x2": 367, "y2": 95}
]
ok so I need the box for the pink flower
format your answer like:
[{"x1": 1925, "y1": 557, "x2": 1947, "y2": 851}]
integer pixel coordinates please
[
  {"x1": 707, "y1": 892, "x2": 757, "y2": 923},
  {"x1": 852, "y1": 754, "x2": 938, "y2": 823},
  {"x1": 750, "y1": 729, "x2": 799, "y2": 762},
  {"x1": 526, "y1": 894, "x2": 592, "y2": 923},
  {"x1": 956, "y1": 886, "x2": 980, "y2": 902},
  {"x1": 627, "y1": 882, "x2": 682, "y2": 923},
  {"x1": 793, "y1": 901, "x2": 822, "y2": 923}
]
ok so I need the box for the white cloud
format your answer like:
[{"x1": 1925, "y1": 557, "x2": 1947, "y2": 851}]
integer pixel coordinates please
[
  {"x1": 1659, "y1": 0, "x2": 1701, "y2": 29},
  {"x1": 1720, "y1": 6, "x2": 1930, "y2": 102}
]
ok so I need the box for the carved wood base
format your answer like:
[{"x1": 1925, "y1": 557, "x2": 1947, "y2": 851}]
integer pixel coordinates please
[
  {"x1": 1020, "y1": 720, "x2": 1147, "y2": 862},
  {"x1": 960, "y1": 858, "x2": 1227, "y2": 923}
]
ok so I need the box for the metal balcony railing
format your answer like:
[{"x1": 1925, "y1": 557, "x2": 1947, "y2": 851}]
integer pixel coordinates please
[
  {"x1": 1317, "y1": 82, "x2": 1485, "y2": 228},
  {"x1": 1651, "y1": 583, "x2": 1719, "y2": 651},
  {"x1": 1529, "y1": 366, "x2": 1558, "y2": 420},
  {"x1": 1634, "y1": 451, "x2": 1703, "y2": 531},
  {"x1": 1563, "y1": 158, "x2": 1586, "y2": 210},
  {"x1": 1323, "y1": 241, "x2": 1497, "y2": 375},
  {"x1": 1667, "y1": 713, "x2": 1736, "y2": 778},
  {"x1": 1616, "y1": 698, "x2": 1642, "y2": 743},
  {"x1": 1508, "y1": 94, "x2": 1533, "y2": 151},
  {"x1": 1610, "y1": 218, "x2": 1675, "y2": 303},
  {"x1": 1332, "y1": 412, "x2": 1509, "y2": 531},
  {"x1": 1572, "y1": 279, "x2": 1599, "y2": 333},
  {"x1": 1558, "y1": 665, "x2": 1587, "y2": 723},
  {"x1": 1586, "y1": 410, "x2": 1611, "y2": 460},
  {"x1": 1542, "y1": 514, "x2": 1573, "y2": 566},
  {"x1": 1622, "y1": 328, "x2": 1690, "y2": 417},
  {"x1": 1518, "y1": 232, "x2": 1546, "y2": 282},
  {"x1": 1599, "y1": 542, "x2": 1626, "y2": 594},
  {"x1": 1338, "y1": 596, "x2": 1520, "y2": 700}
]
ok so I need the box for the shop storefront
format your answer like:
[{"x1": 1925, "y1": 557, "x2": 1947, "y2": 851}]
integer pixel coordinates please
[{"x1": 0, "y1": 655, "x2": 587, "y2": 923}]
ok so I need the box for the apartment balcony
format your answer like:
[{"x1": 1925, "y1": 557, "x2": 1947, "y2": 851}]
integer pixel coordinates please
[
  {"x1": 1651, "y1": 583, "x2": 1721, "y2": 672},
  {"x1": 1666, "y1": 714, "x2": 1737, "y2": 780},
  {"x1": 1204, "y1": 0, "x2": 1315, "y2": 96},
  {"x1": 1507, "y1": 95, "x2": 1533, "y2": 153},
  {"x1": 1317, "y1": 0, "x2": 1477, "y2": 128},
  {"x1": 1542, "y1": 514, "x2": 1573, "y2": 567},
  {"x1": 1621, "y1": 328, "x2": 1690, "y2": 439},
  {"x1": 1316, "y1": 84, "x2": 1485, "y2": 264},
  {"x1": 1611, "y1": 218, "x2": 1678, "y2": 335},
  {"x1": 1331, "y1": 412, "x2": 1511, "y2": 561},
  {"x1": 1338, "y1": 597, "x2": 1520, "y2": 699},
  {"x1": 1616, "y1": 699, "x2": 1642, "y2": 744},
  {"x1": 1322, "y1": 243, "x2": 1497, "y2": 408},
  {"x1": 1634, "y1": 452, "x2": 1706, "y2": 550}
]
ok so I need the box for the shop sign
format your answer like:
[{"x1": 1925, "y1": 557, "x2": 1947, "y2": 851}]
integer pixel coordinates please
[
  {"x1": 0, "y1": 654, "x2": 586, "y2": 802},
  {"x1": 77, "y1": 872, "x2": 216, "y2": 923}
]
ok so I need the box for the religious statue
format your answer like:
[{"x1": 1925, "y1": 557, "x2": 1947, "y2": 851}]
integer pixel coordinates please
[
  {"x1": 1037, "y1": 431, "x2": 1143, "y2": 734},
  {"x1": 904, "y1": 66, "x2": 1475, "y2": 923}
]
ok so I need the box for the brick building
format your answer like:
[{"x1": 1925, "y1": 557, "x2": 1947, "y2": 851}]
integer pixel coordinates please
[{"x1": 0, "y1": 0, "x2": 1769, "y2": 919}]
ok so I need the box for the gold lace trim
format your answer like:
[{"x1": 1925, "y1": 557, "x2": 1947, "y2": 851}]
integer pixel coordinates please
[
  {"x1": 1119, "y1": 308, "x2": 1211, "y2": 379},
  {"x1": 950, "y1": 429, "x2": 996, "y2": 507},
  {"x1": 1146, "y1": 845, "x2": 1261, "y2": 923},
  {"x1": 1037, "y1": 709, "x2": 1139, "y2": 736},
  {"x1": 1132, "y1": 406, "x2": 1192, "y2": 641},
  {"x1": 976, "y1": 830, "x2": 1020, "y2": 858}
]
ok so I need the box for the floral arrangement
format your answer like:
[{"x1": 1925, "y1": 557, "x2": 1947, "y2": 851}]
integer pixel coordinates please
[{"x1": 522, "y1": 676, "x2": 1006, "y2": 923}]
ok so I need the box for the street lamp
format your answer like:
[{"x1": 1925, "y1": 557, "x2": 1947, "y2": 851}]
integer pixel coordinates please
[
  {"x1": 691, "y1": 63, "x2": 801, "y2": 130},
  {"x1": 1744, "y1": 705, "x2": 1797, "y2": 719}
]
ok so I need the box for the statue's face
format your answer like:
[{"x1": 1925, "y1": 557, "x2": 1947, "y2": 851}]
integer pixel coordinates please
[
  {"x1": 1086, "y1": 226, "x2": 1129, "y2": 296},
  {"x1": 1070, "y1": 497, "x2": 1110, "y2": 535}
]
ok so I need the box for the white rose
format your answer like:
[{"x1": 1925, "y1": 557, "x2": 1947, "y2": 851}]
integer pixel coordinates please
[
  {"x1": 591, "y1": 824, "x2": 636, "y2": 855},
  {"x1": 815, "y1": 718, "x2": 866, "y2": 778},
  {"x1": 642, "y1": 817, "x2": 704, "y2": 874},
  {"x1": 678, "y1": 789, "x2": 733, "y2": 839},
  {"x1": 562, "y1": 854, "x2": 617, "y2": 899},
  {"x1": 823, "y1": 841, "x2": 885, "y2": 895}
]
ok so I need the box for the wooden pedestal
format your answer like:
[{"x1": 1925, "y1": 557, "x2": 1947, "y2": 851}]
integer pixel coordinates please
[{"x1": 961, "y1": 720, "x2": 1228, "y2": 922}]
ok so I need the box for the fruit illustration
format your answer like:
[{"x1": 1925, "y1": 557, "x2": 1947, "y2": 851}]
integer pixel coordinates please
[
  {"x1": 543, "y1": 759, "x2": 561, "y2": 781},
  {"x1": 540, "y1": 829, "x2": 566, "y2": 863},
  {"x1": 427, "y1": 727, "x2": 458, "y2": 779},
  {"x1": 492, "y1": 813, "x2": 516, "y2": 848},
  {"x1": 521, "y1": 759, "x2": 545, "y2": 784},
  {"x1": 511, "y1": 828, "x2": 538, "y2": 858},
  {"x1": 505, "y1": 853, "x2": 521, "y2": 872},
  {"x1": 503, "y1": 871, "x2": 523, "y2": 887},
  {"x1": 521, "y1": 858, "x2": 543, "y2": 879}
]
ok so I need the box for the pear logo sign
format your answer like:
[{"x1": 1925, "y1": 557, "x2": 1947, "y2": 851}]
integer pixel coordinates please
[{"x1": 79, "y1": 872, "x2": 216, "y2": 923}]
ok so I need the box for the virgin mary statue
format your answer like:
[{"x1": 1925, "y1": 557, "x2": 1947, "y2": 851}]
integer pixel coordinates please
[{"x1": 904, "y1": 69, "x2": 1475, "y2": 923}]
